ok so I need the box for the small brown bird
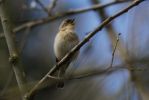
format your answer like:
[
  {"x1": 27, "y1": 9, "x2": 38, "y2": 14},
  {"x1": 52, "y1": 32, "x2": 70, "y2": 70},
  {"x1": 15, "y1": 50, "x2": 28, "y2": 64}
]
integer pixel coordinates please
[{"x1": 54, "y1": 19, "x2": 79, "y2": 88}]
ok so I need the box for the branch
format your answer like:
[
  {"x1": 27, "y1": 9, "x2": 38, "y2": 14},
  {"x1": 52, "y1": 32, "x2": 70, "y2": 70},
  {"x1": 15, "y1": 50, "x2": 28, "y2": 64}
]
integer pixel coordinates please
[
  {"x1": 110, "y1": 33, "x2": 121, "y2": 68},
  {"x1": 24, "y1": 0, "x2": 145, "y2": 99},
  {"x1": 91, "y1": 0, "x2": 131, "y2": 66},
  {"x1": 0, "y1": 0, "x2": 130, "y2": 39},
  {"x1": 35, "y1": 0, "x2": 57, "y2": 15},
  {"x1": 35, "y1": 0, "x2": 49, "y2": 15},
  {"x1": 67, "y1": 67, "x2": 120, "y2": 80},
  {"x1": 66, "y1": 64, "x2": 149, "y2": 80},
  {"x1": 0, "y1": 0, "x2": 27, "y2": 99},
  {"x1": 0, "y1": 66, "x2": 146, "y2": 99},
  {"x1": 46, "y1": 66, "x2": 126, "y2": 81},
  {"x1": 48, "y1": 0, "x2": 58, "y2": 15},
  {"x1": 90, "y1": 0, "x2": 129, "y2": 67},
  {"x1": 14, "y1": 0, "x2": 130, "y2": 32}
]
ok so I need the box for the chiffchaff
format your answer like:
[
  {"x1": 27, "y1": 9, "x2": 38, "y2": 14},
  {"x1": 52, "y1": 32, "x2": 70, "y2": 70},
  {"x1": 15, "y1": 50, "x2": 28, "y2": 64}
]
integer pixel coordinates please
[{"x1": 54, "y1": 19, "x2": 79, "y2": 88}]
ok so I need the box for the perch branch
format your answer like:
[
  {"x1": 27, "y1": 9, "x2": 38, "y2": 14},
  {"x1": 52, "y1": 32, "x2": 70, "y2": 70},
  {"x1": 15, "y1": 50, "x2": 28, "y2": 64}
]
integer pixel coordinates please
[{"x1": 24, "y1": 0, "x2": 145, "y2": 99}]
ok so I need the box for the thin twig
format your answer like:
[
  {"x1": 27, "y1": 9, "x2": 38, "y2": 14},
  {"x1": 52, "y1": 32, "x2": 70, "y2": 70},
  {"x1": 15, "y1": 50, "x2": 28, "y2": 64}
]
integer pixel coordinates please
[
  {"x1": 0, "y1": 66, "x2": 146, "y2": 99},
  {"x1": 24, "y1": 0, "x2": 145, "y2": 99},
  {"x1": 32, "y1": 65, "x2": 148, "y2": 95},
  {"x1": 35, "y1": 0, "x2": 49, "y2": 15},
  {"x1": 0, "y1": 0, "x2": 130, "y2": 39},
  {"x1": 110, "y1": 33, "x2": 121, "y2": 68},
  {"x1": 91, "y1": 0, "x2": 129, "y2": 64},
  {"x1": 90, "y1": 0, "x2": 122, "y2": 67},
  {"x1": 48, "y1": 0, "x2": 58, "y2": 15},
  {"x1": 35, "y1": 0, "x2": 57, "y2": 15},
  {"x1": 67, "y1": 66, "x2": 126, "y2": 80},
  {"x1": 14, "y1": 0, "x2": 130, "y2": 32},
  {"x1": 47, "y1": 75, "x2": 60, "y2": 80},
  {"x1": 0, "y1": 0, "x2": 27, "y2": 99},
  {"x1": 46, "y1": 66, "x2": 125, "y2": 81}
]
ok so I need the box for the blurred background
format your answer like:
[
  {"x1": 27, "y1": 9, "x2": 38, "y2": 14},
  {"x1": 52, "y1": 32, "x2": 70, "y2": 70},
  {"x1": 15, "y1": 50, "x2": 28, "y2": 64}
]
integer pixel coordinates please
[{"x1": 0, "y1": 0, "x2": 149, "y2": 100}]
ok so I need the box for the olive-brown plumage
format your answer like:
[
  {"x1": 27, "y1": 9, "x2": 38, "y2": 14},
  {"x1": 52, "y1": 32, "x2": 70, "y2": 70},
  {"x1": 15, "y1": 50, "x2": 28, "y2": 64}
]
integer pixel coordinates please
[{"x1": 54, "y1": 19, "x2": 79, "y2": 88}]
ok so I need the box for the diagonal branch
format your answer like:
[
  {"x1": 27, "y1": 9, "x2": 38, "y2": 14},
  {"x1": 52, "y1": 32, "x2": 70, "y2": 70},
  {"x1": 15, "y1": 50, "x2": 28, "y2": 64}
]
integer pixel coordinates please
[
  {"x1": 0, "y1": 0, "x2": 130, "y2": 39},
  {"x1": 24, "y1": 0, "x2": 145, "y2": 99}
]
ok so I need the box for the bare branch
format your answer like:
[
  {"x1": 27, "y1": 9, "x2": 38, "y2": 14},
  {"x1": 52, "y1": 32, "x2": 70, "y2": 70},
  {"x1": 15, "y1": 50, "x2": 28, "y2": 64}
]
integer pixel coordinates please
[
  {"x1": 0, "y1": 0, "x2": 131, "y2": 39},
  {"x1": 46, "y1": 66, "x2": 126, "y2": 82},
  {"x1": 65, "y1": 66, "x2": 149, "y2": 81},
  {"x1": 14, "y1": 0, "x2": 130, "y2": 32},
  {"x1": 48, "y1": 0, "x2": 58, "y2": 15},
  {"x1": 92, "y1": 0, "x2": 131, "y2": 66},
  {"x1": 68, "y1": 66, "x2": 125, "y2": 80},
  {"x1": 24, "y1": 0, "x2": 145, "y2": 99},
  {"x1": 0, "y1": 0, "x2": 27, "y2": 99},
  {"x1": 35, "y1": 0, "x2": 49, "y2": 15},
  {"x1": 0, "y1": 66, "x2": 146, "y2": 99},
  {"x1": 110, "y1": 33, "x2": 121, "y2": 68},
  {"x1": 35, "y1": 0, "x2": 58, "y2": 15},
  {"x1": 90, "y1": 0, "x2": 127, "y2": 67}
]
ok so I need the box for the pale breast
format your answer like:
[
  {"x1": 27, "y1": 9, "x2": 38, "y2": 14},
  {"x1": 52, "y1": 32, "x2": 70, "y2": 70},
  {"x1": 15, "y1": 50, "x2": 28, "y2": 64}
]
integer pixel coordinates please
[{"x1": 54, "y1": 31, "x2": 79, "y2": 60}]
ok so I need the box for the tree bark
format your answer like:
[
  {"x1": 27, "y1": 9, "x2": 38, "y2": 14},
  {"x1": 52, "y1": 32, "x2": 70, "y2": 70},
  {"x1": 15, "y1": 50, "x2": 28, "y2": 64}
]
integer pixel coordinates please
[{"x1": 0, "y1": 0, "x2": 27, "y2": 99}]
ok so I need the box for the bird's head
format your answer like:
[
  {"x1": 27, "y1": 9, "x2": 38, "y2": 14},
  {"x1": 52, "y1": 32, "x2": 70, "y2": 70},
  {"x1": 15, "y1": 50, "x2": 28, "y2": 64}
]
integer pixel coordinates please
[{"x1": 59, "y1": 19, "x2": 75, "y2": 31}]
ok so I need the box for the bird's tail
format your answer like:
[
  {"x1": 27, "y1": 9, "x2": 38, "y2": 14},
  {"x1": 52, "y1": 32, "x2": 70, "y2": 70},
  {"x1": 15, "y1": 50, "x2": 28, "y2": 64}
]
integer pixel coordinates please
[
  {"x1": 56, "y1": 62, "x2": 70, "y2": 88},
  {"x1": 57, "y1": 79, "x2": 64, "y2": 88},
  {"x1": 57, "y1": 67, "x2": 65, "y2": 88}
]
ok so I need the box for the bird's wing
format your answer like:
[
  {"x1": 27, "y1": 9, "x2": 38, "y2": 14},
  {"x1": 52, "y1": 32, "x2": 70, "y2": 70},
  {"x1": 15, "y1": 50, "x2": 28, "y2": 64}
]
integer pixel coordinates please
[{"x1": 66, "y1": 32, "x2": 79, "y2": 51}]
